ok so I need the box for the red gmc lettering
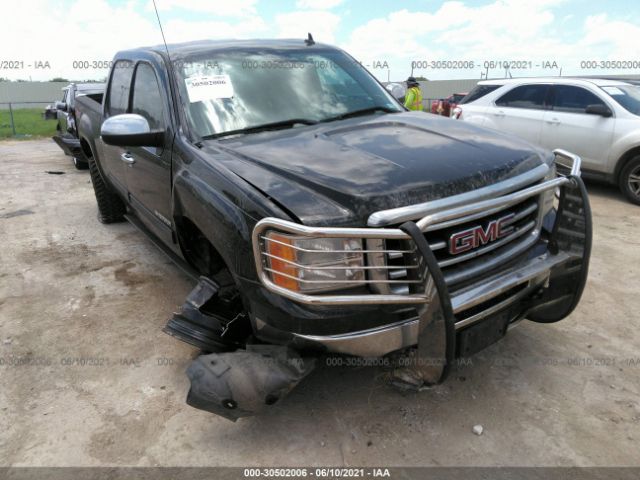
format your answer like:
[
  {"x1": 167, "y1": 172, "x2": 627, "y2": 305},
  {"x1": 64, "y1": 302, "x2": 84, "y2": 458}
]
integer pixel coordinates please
[{"x1": 449, "y1": 213, "x2": 516, "y2": 255}]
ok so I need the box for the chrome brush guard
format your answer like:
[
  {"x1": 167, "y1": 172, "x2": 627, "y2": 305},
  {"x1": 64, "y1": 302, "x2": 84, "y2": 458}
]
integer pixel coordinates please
[{"x1": 252, "y1": 149, "x2": 583, "y2": 307}]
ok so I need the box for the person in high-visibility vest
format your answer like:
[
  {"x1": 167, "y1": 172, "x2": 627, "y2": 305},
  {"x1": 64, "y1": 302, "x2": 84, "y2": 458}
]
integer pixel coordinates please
[{"x1": 404, "y1": 77, "x2": 423, "y2": 111}]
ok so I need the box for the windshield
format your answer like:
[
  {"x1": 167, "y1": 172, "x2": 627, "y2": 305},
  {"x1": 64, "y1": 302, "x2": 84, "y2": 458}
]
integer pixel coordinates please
[
  {"x1": 600, "y1": 85, "x2": 640, "y2": 115},
  {"x1": 176, "y1": 48, "x2": 402, "y2": 138}
]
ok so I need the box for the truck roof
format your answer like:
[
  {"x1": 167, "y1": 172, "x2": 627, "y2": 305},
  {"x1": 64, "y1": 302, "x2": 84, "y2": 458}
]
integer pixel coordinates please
[{"x1": 120, "y1": 38, "x2": 338, "y2": 60}]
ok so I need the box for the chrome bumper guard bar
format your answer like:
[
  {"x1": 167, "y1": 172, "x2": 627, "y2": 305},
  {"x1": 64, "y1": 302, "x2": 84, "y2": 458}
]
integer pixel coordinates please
[{"x1": 252, "y1": 149, "x2": 583, "y2": 307}]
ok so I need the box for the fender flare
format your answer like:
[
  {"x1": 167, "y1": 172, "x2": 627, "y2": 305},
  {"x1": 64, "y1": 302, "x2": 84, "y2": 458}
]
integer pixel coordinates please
[{"x1": 172, "y1": 170, "x2": 253, "y2": 278}]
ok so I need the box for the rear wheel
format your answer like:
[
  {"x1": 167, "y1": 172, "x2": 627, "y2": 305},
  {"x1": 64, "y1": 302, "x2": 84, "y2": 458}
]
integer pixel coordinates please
[
  {"x1": 87, "y1": 155, "x2": 126, "y2": 223},
  {"x1": 73, "y1": 156, "x2": 88, "y2": 170},
  {"x1": 619, "y1": 156, "x2": 640, "y2": 205}
]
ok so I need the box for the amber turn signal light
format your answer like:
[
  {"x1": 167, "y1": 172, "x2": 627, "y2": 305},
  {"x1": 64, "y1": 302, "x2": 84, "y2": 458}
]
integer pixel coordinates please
[{"x1": 265, "y1": 232, "x2": 300, "y2": 291}]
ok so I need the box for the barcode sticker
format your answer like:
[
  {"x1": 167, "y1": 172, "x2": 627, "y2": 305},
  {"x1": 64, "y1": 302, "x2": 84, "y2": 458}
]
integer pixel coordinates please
[{"x1": 185, "y1": 74, "x2": 234, "y2": 102}]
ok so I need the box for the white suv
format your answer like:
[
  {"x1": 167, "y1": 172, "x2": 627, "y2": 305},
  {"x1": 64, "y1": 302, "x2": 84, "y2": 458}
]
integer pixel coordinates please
[{"x1": 453, "y1": 78, "x2": 640, "y2": 204}]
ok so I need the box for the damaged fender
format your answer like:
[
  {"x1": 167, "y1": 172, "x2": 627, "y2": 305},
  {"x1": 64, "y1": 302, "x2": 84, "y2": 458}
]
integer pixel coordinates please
[
  {"x1": 167, "y1": 277, "x2": 315, "y2": 420},
  {"x1": 164, "y1": 276, "x2": 248, "y2": 352}
]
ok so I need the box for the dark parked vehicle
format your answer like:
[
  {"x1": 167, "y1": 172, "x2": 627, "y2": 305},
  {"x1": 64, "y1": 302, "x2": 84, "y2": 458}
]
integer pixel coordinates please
[
  {"x1": 52, "y1": 82, "x2": 105, "y2": 169},
  {"x1": 43, "y1": 103, "x2": 58, "y2": 120},
  {"x1": 76, "y1": 39, "x2": 592, "y2": 420}
]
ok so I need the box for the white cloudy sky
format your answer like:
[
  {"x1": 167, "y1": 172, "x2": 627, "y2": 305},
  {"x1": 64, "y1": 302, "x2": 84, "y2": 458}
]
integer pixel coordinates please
[{"x1": 1, "y1": 0, "x2": 639, "y2": 81}]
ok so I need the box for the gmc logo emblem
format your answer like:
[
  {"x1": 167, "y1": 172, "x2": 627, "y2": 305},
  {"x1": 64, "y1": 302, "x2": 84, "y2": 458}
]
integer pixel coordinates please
[{"x1": 448, "y1": 213, "x2": 515, "y2": 255}]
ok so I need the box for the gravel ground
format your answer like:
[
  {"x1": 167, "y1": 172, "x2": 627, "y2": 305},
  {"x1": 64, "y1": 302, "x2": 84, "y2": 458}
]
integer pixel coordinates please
[{"x1": 0, "y1": 139, "x2": 638, "y2": 467}]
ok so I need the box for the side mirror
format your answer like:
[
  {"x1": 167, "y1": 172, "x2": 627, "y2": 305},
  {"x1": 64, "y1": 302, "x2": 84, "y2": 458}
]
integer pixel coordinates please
[
  {"x1": 101, "y1": 114, "x2": 164, "y2": 147},
  {"x1": 585, "y1": 104, "x2": 612, "y2": 117},
  {"x1": 386, "y1": 82, "x2": 406, "y2": 101},
  {"x1": 55, "y1": 101, "x2": 67, "y2": 112}
]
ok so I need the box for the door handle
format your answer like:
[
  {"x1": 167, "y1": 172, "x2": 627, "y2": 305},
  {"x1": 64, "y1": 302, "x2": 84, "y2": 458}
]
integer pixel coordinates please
[
  {"x1": 545, "y1": 117, "x2": 560, "y2": 125},
  {"x1": 493, "y1": 110, "x2": 505, "y2": 116},
  {"x1": 120, "y1": 152, "x2": 136, "y2": 165}
]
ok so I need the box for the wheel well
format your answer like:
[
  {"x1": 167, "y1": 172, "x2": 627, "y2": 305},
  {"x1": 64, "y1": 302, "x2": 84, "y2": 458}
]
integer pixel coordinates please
[
  {"x1": 175, "y1": 216, "x2": 228, "y2": 278},
  {"x1": 80, "y1": 138, "x2": 93, "y2": 159},
  {"x1": 174, "y1": 217, "x2": 248, "y2": 341},
  {"x1": 614, "y1": 146, "x2": 640, "y2": 182}
]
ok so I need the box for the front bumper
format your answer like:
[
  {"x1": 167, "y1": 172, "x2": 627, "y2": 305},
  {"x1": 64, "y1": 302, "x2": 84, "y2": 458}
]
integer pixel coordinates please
[
  {"x1": 251, "y1": 149, "x2": 591, "y2": 358},
  {"x1": 290, "y1": 250, "x2": 569, "y2": 357}
]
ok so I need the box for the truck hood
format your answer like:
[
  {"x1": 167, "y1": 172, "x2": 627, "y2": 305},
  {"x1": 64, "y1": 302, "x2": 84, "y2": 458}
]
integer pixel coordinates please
[{"x1": 207, "y1": 112, "x2": 548, "y2": 226}]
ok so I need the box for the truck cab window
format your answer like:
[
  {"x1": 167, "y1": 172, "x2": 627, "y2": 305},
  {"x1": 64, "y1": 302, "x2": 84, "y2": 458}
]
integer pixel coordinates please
[
  {"x1": 132, "y1": 63, "x2": 165, "y2": 130},
  {"x1": 107, "y1": 60, "x2": 133, "y2": 117}
]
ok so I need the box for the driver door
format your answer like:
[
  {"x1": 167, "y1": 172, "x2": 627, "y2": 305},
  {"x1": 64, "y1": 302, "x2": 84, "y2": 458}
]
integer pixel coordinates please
[{"x1": 123, "y1": 61, "x2": 173, "y2": 244}]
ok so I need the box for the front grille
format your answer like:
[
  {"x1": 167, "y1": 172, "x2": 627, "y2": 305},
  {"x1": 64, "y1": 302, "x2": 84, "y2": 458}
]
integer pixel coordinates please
[{"x1": 371, "y1": 194, "x2": 542, "y2": 295}]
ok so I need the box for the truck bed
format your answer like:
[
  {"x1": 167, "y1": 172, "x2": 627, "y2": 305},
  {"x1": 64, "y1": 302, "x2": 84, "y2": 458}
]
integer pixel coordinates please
[
  {"x1": 75, "y1": 93, "x2": 103, "y2": 116},
  {"x1": 75, "y1": 92, "x2": 104, "y2": 159}
]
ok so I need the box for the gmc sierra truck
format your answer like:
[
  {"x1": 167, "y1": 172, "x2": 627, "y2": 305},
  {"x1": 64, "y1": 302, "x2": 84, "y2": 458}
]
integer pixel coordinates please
[{"x1": 76, "y1": 38, "x2": 592, "y2": 421}]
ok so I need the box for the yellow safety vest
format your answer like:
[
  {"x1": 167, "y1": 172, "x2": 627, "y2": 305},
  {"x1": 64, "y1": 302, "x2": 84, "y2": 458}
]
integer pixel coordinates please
[{"x1": 405, "y1": 86, "x2": 423, "y2": 111}]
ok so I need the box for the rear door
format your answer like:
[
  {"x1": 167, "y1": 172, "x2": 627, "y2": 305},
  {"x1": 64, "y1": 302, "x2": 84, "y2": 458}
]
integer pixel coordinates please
[
  {"x1": 485, "y1": 84, "x2": 550, "y2": 145},
  {"x1": 541, "y1": 85, "x2": 615, "y2": 171},
  {"x1": 123, "y1": 61, "x2": 173, "y2": 243},
  {"x1": 97, "y1": 60, "x2": 134, "y2": 197}
]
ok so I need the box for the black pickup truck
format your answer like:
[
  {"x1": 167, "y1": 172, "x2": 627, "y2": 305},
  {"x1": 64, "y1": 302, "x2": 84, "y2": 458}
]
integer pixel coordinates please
[
  {"x1": 51, "y1": 82, "x2": 105, "y2": 169},
  {"x1": 76, "y1": 38, "x2": 592, "y2": 421}
]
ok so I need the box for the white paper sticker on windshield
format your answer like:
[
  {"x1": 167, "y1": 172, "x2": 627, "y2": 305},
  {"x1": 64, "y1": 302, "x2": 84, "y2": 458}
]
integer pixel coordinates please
[
  {"x1": 185, "y1": 74, "x2": 234, "y2": 102},
  {"x1": 602, "y1": 86, "x2": 624, "y2": 95}
]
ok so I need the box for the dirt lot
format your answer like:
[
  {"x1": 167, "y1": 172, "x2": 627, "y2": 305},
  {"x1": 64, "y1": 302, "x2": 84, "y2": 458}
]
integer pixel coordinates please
[{"x1": 0, "y1": 139, "x2": 638, "y2": 467}]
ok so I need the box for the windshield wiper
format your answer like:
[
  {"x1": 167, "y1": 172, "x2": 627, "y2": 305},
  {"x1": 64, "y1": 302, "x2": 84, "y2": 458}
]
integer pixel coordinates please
[
  {"x1": 319, "y1": 106, "x2": 400, "y2": 123},
  {"x1": 202, "y1": 118, "x2": 318, "y2": 140}
]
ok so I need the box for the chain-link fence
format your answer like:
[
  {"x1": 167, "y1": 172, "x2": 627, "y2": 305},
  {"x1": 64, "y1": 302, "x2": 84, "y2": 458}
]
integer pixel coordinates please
[{"x1": 0, "y1": 101, "x2": 58, "y2": 139}]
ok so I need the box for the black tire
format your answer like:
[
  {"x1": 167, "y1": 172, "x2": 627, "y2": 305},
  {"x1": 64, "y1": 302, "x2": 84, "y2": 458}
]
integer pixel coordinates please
[
  {"x1": 619, "y1": 155, "x2": 640, "y2": 205},
  {"x1": 87, "y1": 155, "x2": 126, "y2": 223},
  {"x1": 72, "y1": 156, "x2": 89, "y2": 170}
]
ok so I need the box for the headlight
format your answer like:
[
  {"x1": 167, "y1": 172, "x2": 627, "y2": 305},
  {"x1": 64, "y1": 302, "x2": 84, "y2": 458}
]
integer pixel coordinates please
[{"x1": 263, "y1": 232, "x2": 365, "y2": 293}]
